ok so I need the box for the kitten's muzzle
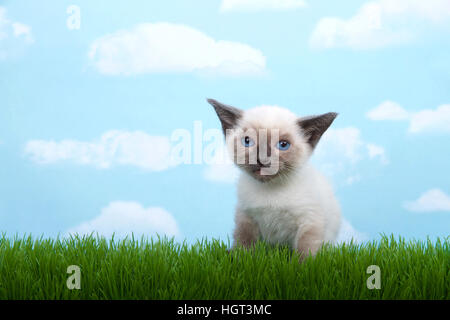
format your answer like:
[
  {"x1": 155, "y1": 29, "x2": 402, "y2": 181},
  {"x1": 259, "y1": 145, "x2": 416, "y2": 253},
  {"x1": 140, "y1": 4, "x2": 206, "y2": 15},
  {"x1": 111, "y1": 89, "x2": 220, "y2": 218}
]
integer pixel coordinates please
[{"x1": 256, "y1": 158, "x2": 271, "y2": 168}]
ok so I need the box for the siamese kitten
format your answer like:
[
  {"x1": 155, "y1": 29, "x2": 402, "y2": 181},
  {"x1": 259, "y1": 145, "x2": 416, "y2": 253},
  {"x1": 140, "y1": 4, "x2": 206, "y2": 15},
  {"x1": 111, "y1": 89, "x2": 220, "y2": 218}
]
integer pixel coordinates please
[{"x1": 208, "y1": 98, "x2": 341, "y2": 258}]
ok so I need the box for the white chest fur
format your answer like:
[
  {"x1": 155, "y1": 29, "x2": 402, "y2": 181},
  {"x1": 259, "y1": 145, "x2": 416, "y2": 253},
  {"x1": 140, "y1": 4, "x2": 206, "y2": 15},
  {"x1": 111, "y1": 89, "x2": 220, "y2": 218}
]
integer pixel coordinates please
[
  {"x1": 236, "y1": 165, "x2": 341, "y2": 247},
  {"x1": 244, "y1": 206, "x2": 300, "y2": 246}
]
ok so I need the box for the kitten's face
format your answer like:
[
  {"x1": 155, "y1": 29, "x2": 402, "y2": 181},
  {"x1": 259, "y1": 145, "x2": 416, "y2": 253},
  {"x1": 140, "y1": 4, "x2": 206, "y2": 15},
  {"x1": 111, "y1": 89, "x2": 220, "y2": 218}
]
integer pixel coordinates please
[
  {"x1": 226, "y1": 110, "x2": 308, "y2": 182},
  {"x1": 208, "y1": 99, "x2": 337, "y2": 183}
]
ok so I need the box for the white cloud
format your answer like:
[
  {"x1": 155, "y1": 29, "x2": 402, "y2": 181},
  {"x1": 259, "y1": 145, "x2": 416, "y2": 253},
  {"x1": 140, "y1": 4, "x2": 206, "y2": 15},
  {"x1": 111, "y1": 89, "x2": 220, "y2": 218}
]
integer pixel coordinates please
[
  {"x1": 367, "y1": 143, "x2": 388, "y2": 165},
  {"x1": 0, "y1": 6, "x2": 33, "y2": 58},
  {"x1": 366, "y1": 100, "x2": 410, "y2": 121},
  {"x1": 313, "y1": 127, "x2": 388, "y2": 185},
  {"x1": 335, "y1": 218, "x2": 369, "y2": 243},
  {"x1": 404, "y1": 189, "x2": 450, "y2": 213},
  {"x1": 220, "y1": 0, "x2": 306, "y2": 12},
  {"x1": 11, "y1": 22, "x2": 33, "y2": 43},
  {"x1": 367, "y1": 101, "x2": 450, "y2": 134},
  {"x1": 203, "y1": 144, "x2": 239, "y2": 183},
  {"x1": 88, "y1": 22, "x2": 266, "y2": 76},
  {"x1": 316, "y1": 127, "x2": 364, "y2": 164},
  {"x1": 316, "y1": 127, "x2": 386, "y2": 164},
  {"x1": 310, "y1": 0, "x2": 450, "y2": 49},
  {"x1": 25, "y1": 130, "x2": 172, "y2": 171},
  {"x1": 67, "y1": 201, "x2": 181, "y2": 239},
  {"x1": 409, "y1": 104, "x2": 450, "y2": 134}
]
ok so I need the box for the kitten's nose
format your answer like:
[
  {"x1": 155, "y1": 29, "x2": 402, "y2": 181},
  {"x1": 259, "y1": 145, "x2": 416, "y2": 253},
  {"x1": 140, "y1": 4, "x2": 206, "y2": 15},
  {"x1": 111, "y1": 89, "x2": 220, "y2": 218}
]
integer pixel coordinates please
[
  {"x1": 256, "y1": 142, "x2": 271, "y2": 167},
  {"x1": 257, "y1": 158, "x2": 271, "y2": 168}
]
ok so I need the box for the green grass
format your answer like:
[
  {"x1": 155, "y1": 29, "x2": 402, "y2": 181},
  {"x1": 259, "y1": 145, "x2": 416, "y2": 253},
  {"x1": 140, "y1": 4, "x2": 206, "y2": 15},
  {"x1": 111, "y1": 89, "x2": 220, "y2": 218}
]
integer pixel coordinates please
[{"x1": 0, "y1": 234, "x2": 448, "y2": 299}]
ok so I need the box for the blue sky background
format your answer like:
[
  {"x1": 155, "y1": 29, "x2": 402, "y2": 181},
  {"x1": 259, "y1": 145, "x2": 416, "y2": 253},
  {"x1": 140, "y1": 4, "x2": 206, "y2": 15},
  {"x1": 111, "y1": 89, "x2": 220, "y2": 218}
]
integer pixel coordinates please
[{"x1": 1, "y1": 0, "x2": 449, "y2": 243}]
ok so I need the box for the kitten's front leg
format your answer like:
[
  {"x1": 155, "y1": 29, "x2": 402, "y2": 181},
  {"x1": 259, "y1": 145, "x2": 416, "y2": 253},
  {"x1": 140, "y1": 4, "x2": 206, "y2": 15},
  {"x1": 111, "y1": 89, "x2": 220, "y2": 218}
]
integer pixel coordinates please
[
  {"x1": 233, "y1": 210, "x2": 260, "y2": 248},
  {"x1": 294, "y1": 223, "x2": 325, "y2": 260}
]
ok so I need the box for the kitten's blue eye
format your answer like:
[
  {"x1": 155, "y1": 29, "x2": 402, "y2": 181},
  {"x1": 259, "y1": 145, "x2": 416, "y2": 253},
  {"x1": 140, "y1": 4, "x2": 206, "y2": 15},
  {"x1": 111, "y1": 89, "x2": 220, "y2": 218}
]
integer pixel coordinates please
[
  {"x1": 277, "y1": 140, "x2": 291, "y2": 150},
  {"x1": 241, "y1": 136, "x2": 255, "y2": 147}
]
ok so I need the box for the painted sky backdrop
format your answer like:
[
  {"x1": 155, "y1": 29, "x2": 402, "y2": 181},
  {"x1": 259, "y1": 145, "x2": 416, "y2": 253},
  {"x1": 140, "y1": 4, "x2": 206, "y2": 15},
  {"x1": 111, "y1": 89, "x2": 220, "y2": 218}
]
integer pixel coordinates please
[{"x1": 1, "y1": 0, "x2": 449, "y2": 243}]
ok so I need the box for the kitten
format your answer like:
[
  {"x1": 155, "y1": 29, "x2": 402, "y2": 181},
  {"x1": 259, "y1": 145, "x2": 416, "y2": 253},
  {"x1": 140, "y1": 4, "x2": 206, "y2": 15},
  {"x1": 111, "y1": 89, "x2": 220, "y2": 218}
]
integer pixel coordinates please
[{"x1": 208, "y1": 98, "x2": 341, "y2": 258}]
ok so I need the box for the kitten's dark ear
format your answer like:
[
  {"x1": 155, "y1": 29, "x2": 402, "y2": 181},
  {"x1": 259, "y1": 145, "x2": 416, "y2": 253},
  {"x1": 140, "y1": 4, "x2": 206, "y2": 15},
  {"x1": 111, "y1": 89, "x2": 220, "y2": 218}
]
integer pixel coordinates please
[
  {"x1": 207, "y1": 98, "x2": 243, "y2": 135},
  {"x1": 297, "y1": 112, "x2": 338, "y2": 149}
]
